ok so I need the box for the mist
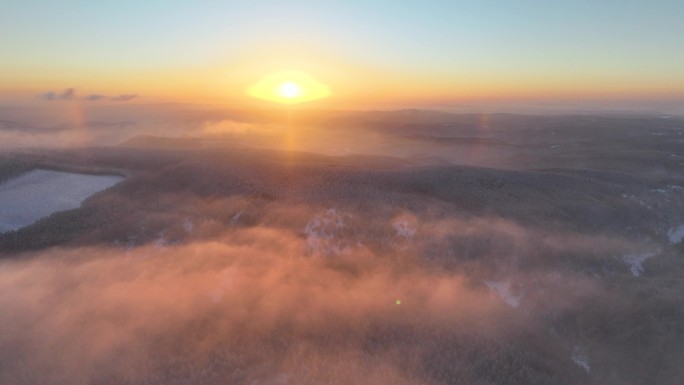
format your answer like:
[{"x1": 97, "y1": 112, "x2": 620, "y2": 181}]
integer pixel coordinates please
[
  {"x1": 0, "y1": 205, "x2": 639, "y2": 385},
  {"x1": 1, "y1": 104, "x2": 684, "y2": 384}
]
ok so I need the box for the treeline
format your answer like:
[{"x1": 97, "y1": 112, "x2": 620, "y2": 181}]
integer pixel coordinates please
[{"x1": 0, "y1": 158, "x2": 34, "y2": 183}]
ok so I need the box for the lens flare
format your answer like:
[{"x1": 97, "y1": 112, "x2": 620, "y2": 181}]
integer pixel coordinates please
[{"x1": 248, "y1": 71, "x2": 331, "y2": 104}]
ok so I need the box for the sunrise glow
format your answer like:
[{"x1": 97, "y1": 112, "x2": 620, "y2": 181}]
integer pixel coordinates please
[
  {"x1": 2, "y1": 2, "x2": 684, "y2": 384},
  {"x1": 279, "y1": 82, "x2": 300, "y2": 99},
  {"x1": 247, "y1": 71, "x2": 331, "y2": 105}
]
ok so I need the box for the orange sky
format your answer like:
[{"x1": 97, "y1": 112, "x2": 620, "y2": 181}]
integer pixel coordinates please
[{"x1": 1, "y1": 1, "x2": 683, "y2": 110}]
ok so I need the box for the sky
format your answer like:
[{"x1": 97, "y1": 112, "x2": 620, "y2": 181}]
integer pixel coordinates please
[{"x1": 1, "y1": 0, "x2": 683, "y2": 109}]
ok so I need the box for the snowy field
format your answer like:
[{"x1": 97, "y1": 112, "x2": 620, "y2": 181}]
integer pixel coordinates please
[{"x1": 0, "y1": 169, "x2": 123, "y2": 233}]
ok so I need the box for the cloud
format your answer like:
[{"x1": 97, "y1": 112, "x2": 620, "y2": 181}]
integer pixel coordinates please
[
  {"x1": 111, "y1": 94, "x2": 138, "y2": 101},
  {"x1": 37, "y1": 91, "x2": 57, "y2": 101},
  {"x1": 0, "y1": 186, "x2": 592, "y2": 383},
  {"x1": 37, "y1": 88, "x2": 75, "y2": 101},
  {"x1": 84, "y1": 94, "x2": 107, "y2": 101},
  {"x1": 0, "y1": 225, "x2": 526, "y2": 385},
  {"x1": 37, "y1": 88, "x2": 138, "y2": 102},
  {"x1": 60, "y1": 87, "x2": 76, "y2": 100},
  {"x1": 2, "y1": 196, "x2": 655, "y2": 384}
]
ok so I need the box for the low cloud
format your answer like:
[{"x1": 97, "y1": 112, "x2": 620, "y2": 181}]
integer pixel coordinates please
[
  {"x1": 0, "y1": 219, "x2": 592, "y2": 385},
  {"x1": 2, "y1": 180, "x2": 678, "y2": 384},
  {"x1": 111, "y1": 94, "x2": 138, "y2": 102},
  {"x1": 37, "y1": 88, "x2": 138, "y2": 102},
  {"x1": 37, "y1": 87, "x2": 76, "y2": 101},
  {"x1": 84, "y1": 94, "x2": 107, "y2": 101}
]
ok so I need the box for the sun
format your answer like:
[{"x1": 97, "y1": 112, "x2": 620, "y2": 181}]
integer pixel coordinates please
[
  {"x1": 279, "y1": 81, "x2": 300, "y2": 99},
  {"x1": 248, "y1": 71, "x2": 331, "y2": 104}
]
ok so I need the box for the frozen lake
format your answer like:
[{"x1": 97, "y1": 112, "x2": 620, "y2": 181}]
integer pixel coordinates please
[{"x1": 0, "y1": 169, "x2": 124, "y2": 233}]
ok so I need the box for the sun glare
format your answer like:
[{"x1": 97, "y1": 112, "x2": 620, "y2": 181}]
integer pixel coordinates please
[
  {"x1": 279, "y1": 81, "x2": 300, "y2": 98},
  {"x1": 248, "y1": 71, "x2": 331, "y2": 104}
]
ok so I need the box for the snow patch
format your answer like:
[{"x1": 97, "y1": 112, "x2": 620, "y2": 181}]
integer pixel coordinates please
[
  {"x1": 304, "y1": 209, "x2": 353, "y2": 257},
  {"x1": 153, "y1": 232, "x2": 168, "y2": 248},
  {"x1": 483, "y1": 280, "x2": 524, "y2": 308},
  {"x1": 667, "y1": 225, "x2": 684, "y2": 244},
  {"x1": 571, "y1": 346, "x2": 590, "y2": 373},
  {"x1": 392, "y1": 218, "x2": 417, "y2": 239},
  {"x1": 622, "y1": 249, "x2": 659, "y2": 277},
  {"x1": 230, "y1": 211, "x2": 243, "y2": 225},
  {"x1": 621, "y1": 193, "x2": 646, "y2": 207}
]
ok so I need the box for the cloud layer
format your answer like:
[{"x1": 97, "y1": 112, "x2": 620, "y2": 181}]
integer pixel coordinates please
[
  {"x1": 0, "y1": 219, "x2": 591, "y2": 385},
  {"x1": 1, "y1": 187, "x2": 682, "y2": 384},
  {"x1": 38, "y1": 88, "x2": 138, "y2": 102}
]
